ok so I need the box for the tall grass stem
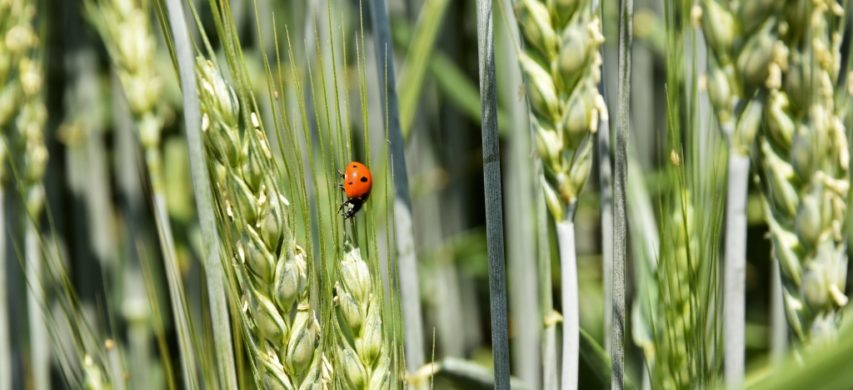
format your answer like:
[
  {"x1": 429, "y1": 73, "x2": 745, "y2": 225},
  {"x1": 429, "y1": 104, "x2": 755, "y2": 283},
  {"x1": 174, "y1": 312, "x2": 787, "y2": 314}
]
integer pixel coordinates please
[{"x1": 161, "y1": 1, "x2": 238, "y2": 387}]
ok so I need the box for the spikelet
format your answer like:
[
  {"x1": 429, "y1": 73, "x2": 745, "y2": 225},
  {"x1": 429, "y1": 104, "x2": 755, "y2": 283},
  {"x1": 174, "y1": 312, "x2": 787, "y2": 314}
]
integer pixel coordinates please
[
  {"x1": 333, "y1": 242, "x2": 390, "y2": 389},
  {"x1": 197, "y1": 58, "x2": 328, "y2": 389},
  {"x1": 514, "y1": 0, "x2": 607, "y2": 220}
]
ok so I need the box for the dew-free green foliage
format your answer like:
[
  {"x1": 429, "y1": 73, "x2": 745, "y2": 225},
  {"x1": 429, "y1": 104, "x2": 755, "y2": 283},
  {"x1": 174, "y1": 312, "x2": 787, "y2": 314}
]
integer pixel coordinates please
[{"x1": 758, "y1": 0, "x2": 849, "y2": 344}]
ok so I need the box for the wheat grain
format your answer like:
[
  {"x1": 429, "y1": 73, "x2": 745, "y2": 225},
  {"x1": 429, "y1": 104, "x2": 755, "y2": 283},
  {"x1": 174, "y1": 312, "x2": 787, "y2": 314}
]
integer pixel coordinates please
[
  {"x1": 197, "y1": 58, "x2": 328, "y2": 389},
  {"x1": 333, "y1": 242, "x2": 390, "y2": 389}
]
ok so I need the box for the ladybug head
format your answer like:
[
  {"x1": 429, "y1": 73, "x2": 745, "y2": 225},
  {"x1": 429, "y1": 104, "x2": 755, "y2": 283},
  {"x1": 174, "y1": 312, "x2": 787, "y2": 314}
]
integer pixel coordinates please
[{"x1": 338, "y1": 197, "x2": 366, "y2": 219}]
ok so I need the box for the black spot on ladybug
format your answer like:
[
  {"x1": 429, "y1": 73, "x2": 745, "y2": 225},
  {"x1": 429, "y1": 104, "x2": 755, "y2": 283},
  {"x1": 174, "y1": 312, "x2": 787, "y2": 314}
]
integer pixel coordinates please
[
  {"x1": 348, "y1": 182, "x2": 353, "y2": 186},
  {"x1": 352, "y1": 164, "x2": 358, "y2": 168},
  {"x1": 360, "y1": 176, "x2": 368, "y2": 182}
]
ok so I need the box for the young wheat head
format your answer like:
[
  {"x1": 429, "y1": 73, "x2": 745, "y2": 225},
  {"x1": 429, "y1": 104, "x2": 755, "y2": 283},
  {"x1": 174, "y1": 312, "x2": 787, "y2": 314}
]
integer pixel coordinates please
[
  {"x1": 514, "y1": 0, "x2": 608, "y2": 221},
  {"x1": 197, "y1": 57, "x2": 329, "y2": 389}
]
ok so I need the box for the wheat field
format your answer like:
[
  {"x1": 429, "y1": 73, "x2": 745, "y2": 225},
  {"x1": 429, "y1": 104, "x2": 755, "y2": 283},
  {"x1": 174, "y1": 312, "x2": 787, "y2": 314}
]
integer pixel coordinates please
[{"x1": 0, "y1": 0, "x2": 852, "y2": 389}]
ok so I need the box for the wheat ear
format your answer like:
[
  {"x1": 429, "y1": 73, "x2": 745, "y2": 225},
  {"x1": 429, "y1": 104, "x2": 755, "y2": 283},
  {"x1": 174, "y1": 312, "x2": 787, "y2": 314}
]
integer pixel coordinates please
[
  {"x1": 513, "y1": 2, "x2": 606, "y2": 388},
  {"x1": 759, "y1": 0, "x2": 849, "y2": 344},
  {"x1": 333, "y1": 242, "x2": 391, "y2": 389},
  {"x1": 197, "y1": 58, "x2": 329, "y2": 389}
]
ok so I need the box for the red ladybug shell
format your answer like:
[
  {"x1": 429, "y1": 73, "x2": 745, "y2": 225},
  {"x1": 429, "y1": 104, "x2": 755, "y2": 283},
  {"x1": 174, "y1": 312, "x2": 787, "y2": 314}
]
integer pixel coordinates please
[{"x1": 342, "y1": 161, "x2": 372, "y2": 199}]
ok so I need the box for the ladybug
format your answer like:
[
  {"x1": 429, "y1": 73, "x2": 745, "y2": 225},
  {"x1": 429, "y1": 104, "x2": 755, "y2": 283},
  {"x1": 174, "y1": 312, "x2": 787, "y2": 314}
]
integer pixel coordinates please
[{"x1": 338, "y1": 161, "x2": 373, "y2": 219}]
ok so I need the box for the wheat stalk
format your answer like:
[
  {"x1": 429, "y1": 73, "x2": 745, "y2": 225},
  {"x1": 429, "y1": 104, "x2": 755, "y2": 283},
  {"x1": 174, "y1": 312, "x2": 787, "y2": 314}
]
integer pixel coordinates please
[
  {"x1": 3, "y1": 1, "x2": 50, "y2": 388},
  {"x1": 513, "y1": 1, "x2": 606, "y2": 388},
  {"x1": 698, "y1": 1, "x2": 789, "y2": 384},
  {"x1": 333, "y1": 242, "x2": 390, "y2": 389},
  {"x1": 85, "y1": 2, "x2": 206, "y2": 386},
  {"x1": 758, "y1": 0, "x2": 849, "y2": 345},
  {"x1": 197, "y1": 58, "x2": 329, "y2": 389}
]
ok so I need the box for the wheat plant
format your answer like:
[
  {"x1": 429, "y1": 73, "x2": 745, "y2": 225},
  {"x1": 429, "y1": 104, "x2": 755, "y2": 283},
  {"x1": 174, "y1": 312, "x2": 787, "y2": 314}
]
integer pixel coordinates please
[
  {"x1": 512, "y1": 0, "x2": 607, "y2": 387},
  {"x1": 648, "y1": 2, "x2": 725, "y2": 388},
  {"x1": 1, "y1": 1, "x2": 51, "y2": 388},
  {"x1": 758, "y1": 0, "x2": 849, "y2": 346},
  {"x1": 699, "y1": 1, "x2": 783, "y2": 384},
  {"x1": 86, "y1": 1, "x2": 203, "y2": 386},
  {"x1": 196, "y1": 56, "x2": 329, "y2": 389},
  {"x1": 0, "y1": 0, "x2": 33, "y2": 384}
]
